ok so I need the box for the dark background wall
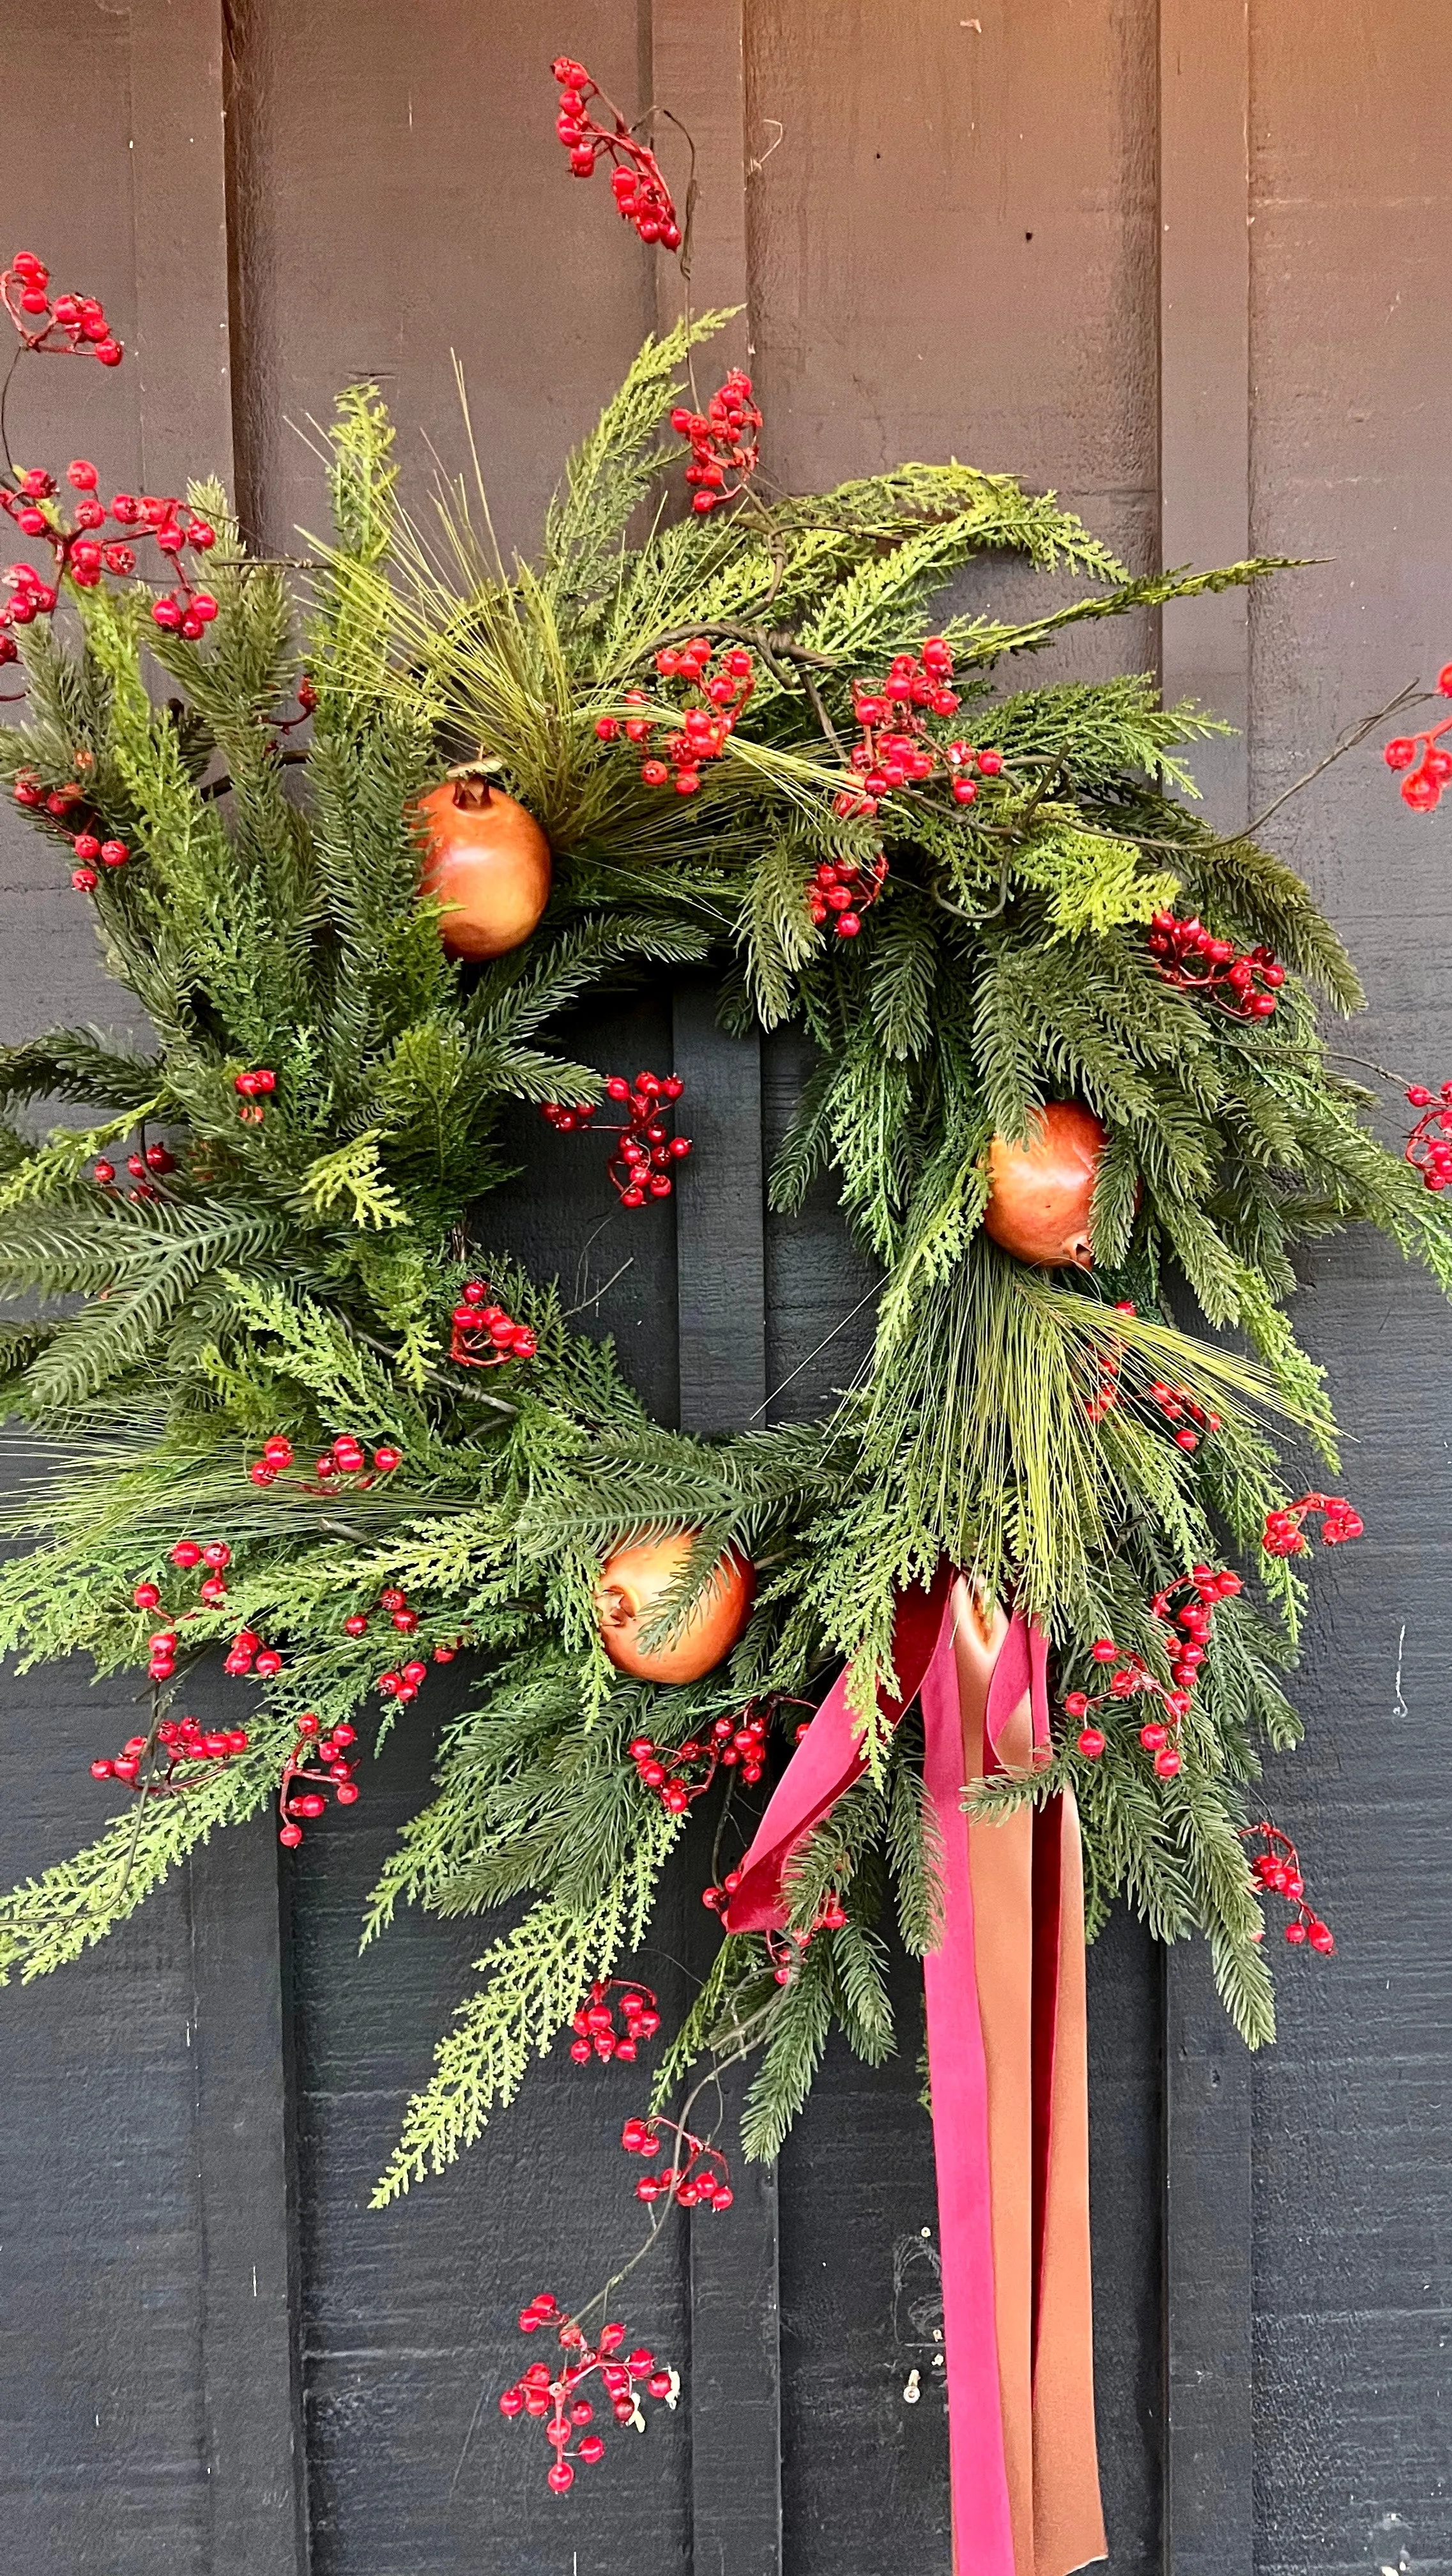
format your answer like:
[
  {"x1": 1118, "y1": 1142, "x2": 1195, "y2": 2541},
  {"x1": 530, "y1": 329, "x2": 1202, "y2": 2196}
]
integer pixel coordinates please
[{"x1": 0, "y1": 5, "x2": 1448, "y2": 2573}]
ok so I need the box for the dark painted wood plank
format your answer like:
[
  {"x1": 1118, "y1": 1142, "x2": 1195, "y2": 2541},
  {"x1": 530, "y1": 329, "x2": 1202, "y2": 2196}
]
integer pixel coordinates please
[
  {"x1": 672, "y1": 979, "x2": 767, "y2": 1438},
  {"x1": 1163, "y1": 1942, "x2": 1253, "y2": 2576},
  {"x1": 1159, "y1": 8, "x2": 1255, "y2": 2567},
  {"x1": 188, "y1": 1817, "x2": 309, "y2": 2574},
  {"x1": 671, "y1": 981, "x2": 783, "y2": 2576},
  {"x1": 287, "y1": 1684, "x2": 695, "y2": 2575},
  {"x1": 1245, "y1": 17, "x2": 1452, "y2": 2563},
  {"x1": 0, "y1": 1660, "x2": 212, "y2": 2572},
  {"x1": 1159, "y1": 0, "x2": 1251, "y2": 834},
  {"x1": 653, "y1": 0, "x2": 751, "y2": 379},
  {"x1": 0, "y1": 7, "x2": 309, "y2": 2570}
]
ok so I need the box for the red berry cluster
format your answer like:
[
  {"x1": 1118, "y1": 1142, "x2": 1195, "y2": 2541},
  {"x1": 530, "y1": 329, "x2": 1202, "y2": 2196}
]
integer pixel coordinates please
[
  {"x1": 367, "y1": 1585, "x2": 460, "y2": 1706},
  {"x1": 91, "y1": 1712, "x2": 248, "y2": 1793},
  {"x1": 448, "y1": 1279, "x2": 537, "y2": 1367},
  {"x1": 1, "y1": 467, "x2": 217, "y2": 681},
  {"x1": 620, "y1": 2116, "x2": 734, "y2": 2210},
  {"x1": 3, "y1": 253, "x2": 122, "y2": 365},
  {"x1": 629, "y1": 1701, "x2": 769, "y2": 1816},
  {"x1": 11, "y1": 769, "x2": 132, "y2": 891},
  {"x1": 93, "y1": 1138, "x2": 174, "y2": 1199},
  {"x1": 248, "y1": 1432, "x2": 403, "y2": 1490},
  {"x1": 1242, "y1": 1822, "x2": 1334, "y2": 1952},
  {"x1": 807, "y1": 848, "x2": 889, "y2": 940},
  {"x1": 277, "y1": 1709, "x2": 360, "y2": 1847},
  {"x1": 1403, "y1": 1082, "x2": 1452, "y2": 1191},
  {"x1": 762, "y1": 1896, "x2": 848, "y2": 1985},
  {"x1": 702, "y1": 1862, "x2": 846, "y2": 1975},
  {"x1": 550, "y1": 59, "x2": 682, "y2": 250},
  {"x1": 599, "y1": 638, "x2": 755, "y2": 795},
  {"x1": 1081, "y1": 1302, "x2": 1223, "y2": 1450},
  {"x1": 834, "y1": 638, "x2": 1001, "y2": 822},
  {"x1": 222, "y1": 1625, "x2": 283, "y2": 1679},
  {"x1": 542, "y1": 1070, "x2": 691, "y2": 1208},
  {"x1": 1147, "y1": 910, "x2": 1285, "y2": 1020},
  {"x1": 166, "y1": 1535, "x2": 236, "y2": 1607},
  {"x1": 568, "y1": 1980, "x2": 662, "y2": 2066},
  {"x1": 233, "y1": 1068, "x2": 276, "y2": 1122},
  {"x1": 1064, "y1": 1566, "x2": 1243, "y2": 1775},
  {"x1": 136, "y1": 1549, "x2": 276, "y2": 1675},
  {"x1": 669, "y1": 371, "x2": 762, "y2": 514},
  {"x1": 1261, "y1": 1492, "x2": 1363, "y2": 1557},
  {"x1": 502, "y1": 2297, "x2": 676, "y2": 2492},
  {"x1": 1384, "y1": 666, "x2": 1452, "y2": 810}
]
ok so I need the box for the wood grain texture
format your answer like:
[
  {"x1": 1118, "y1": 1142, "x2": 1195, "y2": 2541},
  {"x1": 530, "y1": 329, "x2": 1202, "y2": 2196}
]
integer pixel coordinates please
[
  {"x1": 0, "y1": 10, "x2": 304, "y2": 2570},
  {"x1": 1245, "y1": 17, "x2": 1452, "y2": 2569},
  {"x1": 224, "y1": 0, "x2": 657, "y2": 562},
  {"x1": 1158, "y1": 6, "x2": 1255, "y2": 2568},
  {"x1": 1158, "y1": 0, "x2": 1251, "y2": 831}
]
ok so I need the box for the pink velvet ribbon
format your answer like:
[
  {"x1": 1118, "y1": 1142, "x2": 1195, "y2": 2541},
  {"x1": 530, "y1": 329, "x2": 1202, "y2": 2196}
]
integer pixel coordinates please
[{"x1": 722, "y1": 1575, "x2": 1104, "y2": 2576}]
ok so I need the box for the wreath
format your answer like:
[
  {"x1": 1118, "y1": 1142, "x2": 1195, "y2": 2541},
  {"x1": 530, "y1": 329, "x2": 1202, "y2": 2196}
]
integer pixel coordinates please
[{"x1": 0, "y1": 79, "x2": 1446, "y2": 2543}]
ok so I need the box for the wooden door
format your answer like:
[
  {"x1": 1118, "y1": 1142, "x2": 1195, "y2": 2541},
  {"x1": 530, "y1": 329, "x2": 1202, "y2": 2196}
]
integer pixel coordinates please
[{"x1": 1, "y1": 5, "x2": 1448, "y2": 2572}]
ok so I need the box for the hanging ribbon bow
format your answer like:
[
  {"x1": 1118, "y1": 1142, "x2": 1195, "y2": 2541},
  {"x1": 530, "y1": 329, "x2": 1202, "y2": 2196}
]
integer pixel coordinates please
[{"x1": 723, "y1": 1574, "x2": 1106, "y2": 2576}]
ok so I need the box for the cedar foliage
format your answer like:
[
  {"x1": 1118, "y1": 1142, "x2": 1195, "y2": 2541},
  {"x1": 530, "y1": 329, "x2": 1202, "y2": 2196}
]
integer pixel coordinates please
[{"x1": 0, "y1": 314, "x2": 1442, "y2": 2181}]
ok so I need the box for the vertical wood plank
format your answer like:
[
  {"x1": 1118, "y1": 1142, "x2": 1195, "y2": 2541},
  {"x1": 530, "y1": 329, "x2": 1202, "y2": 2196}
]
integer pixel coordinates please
[
  {"x1": 189, "y1": 1820, "x2": 310, "y2": 2573},
  {"x1": 1159, "y1": 8, "x2": 1255, "y2": 2570},
  {"x1": 1159, "y1": 0, "x2": 1251, "y2": 832},
  {"x1": 127, "y1": 0, "x2": 234, "y2": 494},
  {"x1": 673, "y1": 970, "x2": 783, "y2": 2576},
  {"x1": 653, "y1": 0, "x2": 750, "y2": 373},
  {"x1": 653, "y1": 21, "x2": 777, "y2": 2549}
]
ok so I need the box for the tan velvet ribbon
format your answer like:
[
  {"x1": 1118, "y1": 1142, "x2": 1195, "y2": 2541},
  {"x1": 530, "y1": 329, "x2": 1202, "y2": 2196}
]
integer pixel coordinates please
[{"x1": 952, "y1": 1583, "x2": 1105, "y2": 2576}]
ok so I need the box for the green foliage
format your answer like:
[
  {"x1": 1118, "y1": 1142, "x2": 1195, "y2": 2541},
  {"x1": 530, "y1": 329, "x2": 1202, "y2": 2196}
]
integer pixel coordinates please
[{"x1": 0, "y1": 321, "x2": 1441, "y2": 2184}]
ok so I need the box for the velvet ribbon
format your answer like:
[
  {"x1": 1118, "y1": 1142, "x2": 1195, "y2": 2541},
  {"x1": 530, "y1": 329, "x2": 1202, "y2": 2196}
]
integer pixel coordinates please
[{"x1": 723, "y1": 1574, "x2": 1105, "y2": 2576}]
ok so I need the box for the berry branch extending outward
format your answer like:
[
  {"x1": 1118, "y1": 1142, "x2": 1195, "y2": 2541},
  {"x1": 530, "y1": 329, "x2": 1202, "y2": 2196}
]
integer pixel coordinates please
[
  {"x1": 598, "y1": 638, "x2": 756, "y2": 794},
  {"x1": 500, "y1": 2296, "x2": 680, "y2": 2496},
  {"x1": 1242, "y1": 1822, "x2": 1334, "y2": 1952},
  {"x1": 1064, "y1": 1566, "x2": 1246, "y2": 1778},
  {"x1": 1384, "y1": 663, "x2": 1452, "y2": 810},
  {"x1": 1260, "y1": 1492, "x2": 1364, "y2": 1556},
  {"x1": 1147, "y1": 908, "x2": 1285, "y2": 1019},
  {"x1": 620, "y1": 2113, "x2": 734, "y2": 2210},
  {"x1": 568, "y1": 1981, "x2": 662, "y2": 2066},
  {"x1": 551, "y1": 58, "x2": 683, "y2": 250},
  {"x1": 671, "y1": 371, "x2": 762, "y2": 514},
  {"x1": 542, "y1": 1070, "x2": 691, "y2": 1208},
  {"x1": 1403, "y1": 1082, "x2": 1452, "y2": 1192},
  {"x1": 629, "y1": 1699, "x2": 770, "y2": 1813}
]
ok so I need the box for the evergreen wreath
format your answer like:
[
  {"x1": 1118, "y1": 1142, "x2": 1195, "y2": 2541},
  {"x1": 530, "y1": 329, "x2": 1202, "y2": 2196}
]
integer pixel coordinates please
[{"x1": 0, "y1": 241, "x2": 1446, "y2": 2210}]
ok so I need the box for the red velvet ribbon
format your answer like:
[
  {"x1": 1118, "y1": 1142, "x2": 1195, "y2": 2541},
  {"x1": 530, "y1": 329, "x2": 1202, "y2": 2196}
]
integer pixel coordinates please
[{"x1": 723, "y1": 1575, "x2": 1104, "y2": 2576}]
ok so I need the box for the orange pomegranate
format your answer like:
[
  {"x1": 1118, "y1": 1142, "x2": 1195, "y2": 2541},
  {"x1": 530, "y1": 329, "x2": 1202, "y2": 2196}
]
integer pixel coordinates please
[
  {"x1": 982, "y1": 1101, "x2": 1108, "y2": 1269},
  {"x1": 415, "y1": 772, "x2": 551, "y2": 960},
  {"x1": 595, "y1": 1533, "x2": 755, "y2": 1684}
]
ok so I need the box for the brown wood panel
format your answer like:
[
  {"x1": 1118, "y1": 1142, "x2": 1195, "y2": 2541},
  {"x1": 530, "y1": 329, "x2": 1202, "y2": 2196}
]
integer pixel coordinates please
[
  {"x1": 225, "y1": 0, "x2": 657, "y2": 560},
  {"x1": 745, "y1": 0, "x2": 1161, "y2": 601},
  {"x1": 1246, "y1": 8, "x2": 1452, "y2": 2568}
]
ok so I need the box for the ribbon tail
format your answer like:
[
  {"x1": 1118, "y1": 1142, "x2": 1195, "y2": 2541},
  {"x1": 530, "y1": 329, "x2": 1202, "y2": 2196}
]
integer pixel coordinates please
[
  {"x1": 921, "y1": 1595, "x2": 1018, "y2": 2573},
  {"x1": 1028, "y1": 1782, "x2": 1106, "y2": 2574}
]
